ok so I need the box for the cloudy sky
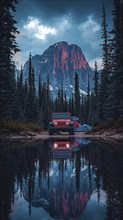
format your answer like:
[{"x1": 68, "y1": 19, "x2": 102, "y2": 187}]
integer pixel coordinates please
[{"x1": 14, "y1": 0, "x2": 113, "y2": 69}]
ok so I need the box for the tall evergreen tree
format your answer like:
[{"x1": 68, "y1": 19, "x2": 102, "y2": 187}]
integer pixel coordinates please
[
  {"x1": 13, "y1": 75, "x2": 20, "y2": 120},
  {"x1": 18, "y1": 65, "x2": 25, "y2": 121},
  {"x1": 23, "y1": 79, "x2": 28, "y2": 115},
  {"x1": 41, "y1": 82, "x2": 50, "y2": 129},
  {"x1": 93, "y1": 61, "x2": 99, "y2": 98},
  {"x1": 10, "y1": 64, "x2": 18, "y2": 120},
  {"x1": 80, "y1": 93, "x2": 84, "y2": 123},
  {"x1": 42, "y1": 75, "x2": 51, "y2": 128},
  {"x1": 0, "y1": 0, "x2": 20, "y2": 119},
  {"x1": 101, "y1": 5, "x2": 111, "y2": 120},
  {"x1": 74, "y1": 72, "x2": 80, "y2": 117},
  {"x1": 38, "y1": 75, "x2": 43, "y2": 125},
  {"x1": 38, "y1": 75, "x2": 43, "y2": 109},
  {"x1": 25, "y1": 53, "x2": 37, "y2": 122},
  {"x1": 60, "y1": 83, "x2": 64, "y2": 111},
  {"x1": 86, "y1": 74, "x2": 90, "y2": 123},
  {"x1": 92, "y1": 62, "x2": 100, "y2": 125},
  {"x1": 63, "y1": 91, "x2": 68, "y2": 112},
  {"x1": 54, "y1": 97, "x2": 58, "y2": 112},
  {"x1": 109, "y1": 0, "x2": 123, "y2": 118},
  {"x1": 71, "y1": 93, "x2": 75, "y2": 116},
  {"x1": 32, "y1": 67, "x2": 36, "y2": 99}
]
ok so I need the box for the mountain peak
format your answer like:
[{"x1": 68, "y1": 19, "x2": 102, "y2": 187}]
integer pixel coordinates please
[
  {"x1": 23, "y1": 41, "x2": 93, "y2": 96},
  {"x1": 54, "y1": 41, "x2": 68, "y2": 46},
  {"x1": 43, "y1": 41, "x2": 89, "y2": 74}
]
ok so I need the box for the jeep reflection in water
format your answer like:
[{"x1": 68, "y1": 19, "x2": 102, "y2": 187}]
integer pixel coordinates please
[{"x1": 49, "y1": 112, "x2": 74, "y2": 135}]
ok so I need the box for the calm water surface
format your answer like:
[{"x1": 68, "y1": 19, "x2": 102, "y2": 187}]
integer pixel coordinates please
[{"x1": 0, "y1": 138, "x2": 123, "y2": 220}]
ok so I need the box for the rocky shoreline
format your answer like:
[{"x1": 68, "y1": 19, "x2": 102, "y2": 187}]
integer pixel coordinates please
[
  {"x1": 0, "y1": 128, "x2": 123, "y2": 144},
  {"x1": 86, "y1": 128, "x2": 123, "y2": 141}
]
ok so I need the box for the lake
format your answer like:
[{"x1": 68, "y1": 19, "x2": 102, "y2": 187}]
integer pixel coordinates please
[{"x1": 0, "y1": 137, "x2": 123, "y2": 220}]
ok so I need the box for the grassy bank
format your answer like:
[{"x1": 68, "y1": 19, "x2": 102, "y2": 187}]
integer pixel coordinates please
[
  {"x1": 0, "y1": 120, "x2": 43, "y2": 133},
  {"x1": 85, "y1": 119, "x2": 123, "y2": 142},
  {"x1": 92, "y1": 118, "x2": 123, "y2": 132}
]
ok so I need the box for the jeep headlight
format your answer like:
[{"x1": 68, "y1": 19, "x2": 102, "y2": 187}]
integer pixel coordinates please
[
  {"x1": 66, "y1": 121, "x2": 70, "y2": 125},
  {"x1": 54, "y1": 143, "x2": 58, "y2": 148},
  {"x1": 66, "y1": 143, "x2": 70, "y2": 148}
]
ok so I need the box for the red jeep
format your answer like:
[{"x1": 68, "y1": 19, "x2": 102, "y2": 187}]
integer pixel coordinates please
[{"x1": 49, "y1": 112, "x2": 74, "y2": 135}]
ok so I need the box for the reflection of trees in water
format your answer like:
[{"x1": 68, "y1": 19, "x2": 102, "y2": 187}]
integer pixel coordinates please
[
  {"x1": 75, "y1": 150, "x2": 81, "y2": 192},
  {"x1": 23, "y1": 156, "x2": 94, "y2": 219},
  {"x1": 0, "y1": 148, "x2": 15, "y2": 220},
  {"x1": 1, "y1": 140, "x2": 123, "y2": 220},
  {"x1": 0, "y1": 140, "x2": 51, "y2": 220},
  {"x1": 24, "y1": 143, "x2": 96, "y2": 219},
  {"x1": 82, "y1": 142, "x2": 123, "y2": 220},
  {"x1": 0, "y1": 140, "x2": 95, "y2": 220},
  {"x1": 103, "y1": 148, "x2": 123, "y2": 220}
]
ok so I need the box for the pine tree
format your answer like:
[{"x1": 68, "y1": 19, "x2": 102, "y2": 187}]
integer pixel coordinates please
[
  {"x1": 12, "y1": 74, "x2": 20, "y2": 120},
  {"x1": 96, "y1": 82, "x2": 103, "y2": 123},
  {"x1": 74, "y1": 72, "x2": 80, "y2": 117},
  {"x1": 57, "y1": 87, "x2": 61, "y2": 111},
  {"x1": 42, "y1": 75, "x2": 51, "y2": 128},
  {"x1": 41, "y1": 82, "x2": 50, "y2": 129},
  {"x1": 54, "y1": 97, "x2": 58, "y2": 112},
  {"x1": 88, "y1": 92, "x2": 99, "y2": 126},
  {"x1": 86, "y1": 74, "x2": 90, "y2": 123},
  {"x1": 80, "y1": 93, "x2": 84, "y2": 123},
  {"x1": 71, "y1": 92, "x2": 75, "y2": 115},
  {"x1": 38, "y1": 75, "x2": 43, "y2": 109},
  {"x1": 93, "y1": 61, "x2": 99, "y2": 98},
  {"x1": 25, "y1": 53, "x2": 37, "y2": 122},
  {"x1": 23, "y1": 79, "x2": 28, "y2": 118},
  {"x1": 63, "y1": 91, "x2": 68, "y2": 111},
  {"x1": 18, "y1": 65, "x2": 25, "y2": 121},
  {"x1": 51, "y1": 95, "x2": 54, "y2": 113},
  {"x1": 0, "y1": 0, "x2": 20, "y2": 119},
  {"x1": 88, "y1": 93, "x2": 93, "y2": 125},
  {"x1": 92, "y1": 62, "x2": 100, "y2": 125},
  {"x1": 32, "y1": 67, "x2": 36, "y2": 99},
  {"x1": 10, "y1": 64, "x2": 19, "y2": 120},
  {"x1": 119, "y1": 0, "x2": 123, "y2": 118},
  {"x1": 101, "y1": 5, "x2": 111, "y2": 120},
  {"x1": 68, "y1": 97, "x2": 72, "y2": 114},
  {"x1": 109, "y1": 0, "x2": 123, "y2": 119},
  {"x1": 60, "y1": 83, "x2": 64, "y2": 111}
]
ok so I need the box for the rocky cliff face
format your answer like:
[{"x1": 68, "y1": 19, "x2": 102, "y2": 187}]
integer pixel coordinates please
[{"x1": 23, "y1": 41, "x2": 93, "y2": 96}]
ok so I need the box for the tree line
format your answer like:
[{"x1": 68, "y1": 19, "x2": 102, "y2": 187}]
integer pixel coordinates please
[
  {"x1": 0, "y1": 0, "x2": 123, "y2": 129},
  {"x1": 83, "y1": 0, "x2": 123, "y2": 126}
]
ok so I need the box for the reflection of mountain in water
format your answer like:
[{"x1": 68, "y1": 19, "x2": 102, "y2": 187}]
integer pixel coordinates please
[
  {"x1": 23, "y1": 160, "x2": 96, "y2": 219},
  {"x1": 1, "y1": 139, "x2": 123, "y2": 220}
]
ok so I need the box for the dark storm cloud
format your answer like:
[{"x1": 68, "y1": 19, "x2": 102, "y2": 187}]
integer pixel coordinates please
[
  {"x1": 14, "y1": 0, "x2": 113, "y2": 69},
  {"x1": 17, "y1": 0, "x2": 112, "y2": 23}
]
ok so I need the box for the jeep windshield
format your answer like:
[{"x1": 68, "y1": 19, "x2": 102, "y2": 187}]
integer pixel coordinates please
[{"x1": 53, "y1": 113, "x2": 70, "y2": 119}]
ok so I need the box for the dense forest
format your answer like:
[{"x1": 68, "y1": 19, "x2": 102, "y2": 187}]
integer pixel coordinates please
[{"x1": 0, "y1": 0, "x2": 123, "y2": 130}]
